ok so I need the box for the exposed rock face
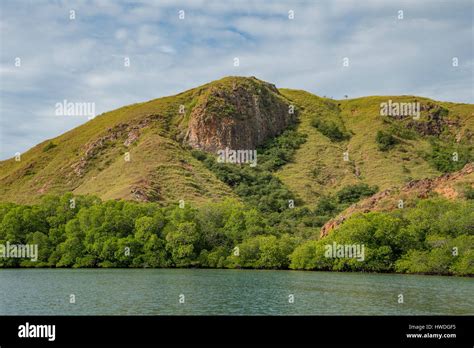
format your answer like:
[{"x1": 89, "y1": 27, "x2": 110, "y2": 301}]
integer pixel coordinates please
[
  {"x1": 388, "y1": 102, "x2": 456, "y2": 137},
  {"x1": 406, "y1": 102, "x2": 458, "y2": 137},
  {"x1": 185, "y1": 78, "x2": 296, "y2": 152},
  {"x1": 69, "y1": 114, "x2": 161, "y2": 178},
  {"x1": 320, "y1": 162, "x2": 474, "y2": 238}
]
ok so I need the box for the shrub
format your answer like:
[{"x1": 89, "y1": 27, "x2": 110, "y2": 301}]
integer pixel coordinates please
[
  {"x1": 43, "y1": 142, "x2": 57, "y2": 152},
  {"x1": 425, "y1": 140, "x2": 472, "y2": 173},
  {"x1": 375, "y1": 130, "x2": 398, "y2": 151},
  {"x1": 192, "y1": 129, "x2": 305, "y2": 213},
  {"x1": 336, "y1": 184, "x2": 378, "y2": 204},
  {"x1": 311, "y1": 119, "x2": 350, "y2": 142},
  {"x1": 464, "y1": 186, "x2": 474, "y2": 200}
]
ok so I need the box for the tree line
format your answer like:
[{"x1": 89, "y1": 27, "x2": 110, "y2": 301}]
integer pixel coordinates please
[{"x1": 0, "y1": 193, "x2": 472, "y2": 275}]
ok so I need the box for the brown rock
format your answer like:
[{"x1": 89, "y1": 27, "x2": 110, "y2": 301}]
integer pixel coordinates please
[
  {"x1": 185, "y1": 79, "x2": 295, "y2": 152},
  {"x1": 320, "y1": 162, "x2": 474, "y2": 238}
]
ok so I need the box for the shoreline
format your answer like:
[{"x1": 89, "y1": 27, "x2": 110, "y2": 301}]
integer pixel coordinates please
[{"x1": 1, "y1": 266, "x2": 472, "y2": 277}]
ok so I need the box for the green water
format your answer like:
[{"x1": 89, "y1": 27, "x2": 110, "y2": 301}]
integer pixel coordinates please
[{"x1": 0, "y1": 269, "x2": 472, "y2": 315}]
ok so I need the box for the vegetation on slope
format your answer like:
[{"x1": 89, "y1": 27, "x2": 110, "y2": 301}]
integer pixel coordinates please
[
  {"x1": 290, "y1": 199, "x2": 474, "y2": 276},
  {"x1": 0, "y1": 76, "x2": 473, "y2": 275},
  {"x1": 191, "y1": 128, "x2": 307, "y2": 213},
  {"x1": 277, "y1": 90, "x2": 473, "y2": 207},
  {"x1": 0, "y1": 194, "x2": 472, "y2": 275}
]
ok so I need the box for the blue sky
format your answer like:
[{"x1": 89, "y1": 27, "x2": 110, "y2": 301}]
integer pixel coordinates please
[{"x1": 0, "y1": 0, "x2": 472, "y2": 160}]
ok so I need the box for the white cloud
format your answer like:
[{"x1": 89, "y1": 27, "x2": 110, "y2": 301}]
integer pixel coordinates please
[
  {"x1": 115, "y1": 28, "x2": 128, "y2": 40},
  {"x1": 0, "y1": 0, "x2": 472, "y2": 160}
]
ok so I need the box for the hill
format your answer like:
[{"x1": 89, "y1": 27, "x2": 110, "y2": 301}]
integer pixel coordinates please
[
  {"x1": 0, "y1": 76, "x2": 473, "y2": 274},
  {"x1": 1, "y1": 76, "x2": 472, "y2": 208}
]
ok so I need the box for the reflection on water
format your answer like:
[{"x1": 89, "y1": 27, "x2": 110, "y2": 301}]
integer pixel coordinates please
[{"x1": 0, "y1": 269, "x2": 472, "y2": 315}]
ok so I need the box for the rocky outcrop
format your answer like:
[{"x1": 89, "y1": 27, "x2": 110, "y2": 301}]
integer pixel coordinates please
[
  {"x1": 185, "y1": 77, "x2": 296, "y2": 152},
  {"x1": 406, "y1": 102, "x2": 460, "y2": 137},
  {"x1": 320, "y1": 162, "x2": 474, "y2": 237},
  {"x1": 70, "y1": 114, "x2": 161, "y2": 178}
]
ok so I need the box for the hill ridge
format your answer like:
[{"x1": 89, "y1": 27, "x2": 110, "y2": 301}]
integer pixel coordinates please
[{"x1": 0, "y1": 76, "x2": 473, "y2": 207}]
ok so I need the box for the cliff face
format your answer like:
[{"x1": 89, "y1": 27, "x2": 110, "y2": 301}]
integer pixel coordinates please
[{"x1": 185, "y1": 77, "x2": 296, "y2": 152}]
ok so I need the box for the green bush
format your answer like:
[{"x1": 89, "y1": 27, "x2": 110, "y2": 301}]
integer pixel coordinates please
[
  {"x1": 425, "y1": 140, "x2": 472, "y2": 173},
  {"x1": 43, "y1": 141, "x2": 57, "y2": 152},
  {"x1": 0, "y1": 193, "x2": 471, "y2": 275},
  {"x1": 464, "y1": 186, "x2": 474, "y2": 200},
  {"x1": 258, "y1": 129, "x2": 307, "y2": 171},
  {"x1": 192, "y1": 128, "x2": 306, "y2": 213},
  {"x1": 290, "y1": 198, "x2": 473, "y2": 275},
  {"x1": 336, "y1": 184, "x2": 379, "y2": 204},
  {"x1": 311, "y1": 119, "x2": 350, "y2": 142},
  {"x1": 375, "y1": 130, "x2": 398, "y2": 151}
]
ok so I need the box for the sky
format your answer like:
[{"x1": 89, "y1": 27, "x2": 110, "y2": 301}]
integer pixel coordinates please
[{"x1": 0, "y1": 0, "x2": 472, "y2": 160}]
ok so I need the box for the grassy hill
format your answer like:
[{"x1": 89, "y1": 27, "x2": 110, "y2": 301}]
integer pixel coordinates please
[
  {"x1": 1, "y1": 76, "x2": 472, "y2": 208},
  {"x1": 0, "y1": 76, "x2": 473, "y2": 274},
  {"x1": 277, "y1": 90, "x2": 473, "y2": 206},
  {"x1": 0, "y1": 79, "x2": 240, "y2": 204}
]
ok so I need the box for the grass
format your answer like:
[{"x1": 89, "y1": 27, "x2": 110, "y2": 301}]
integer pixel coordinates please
[
  {"x1": 276, "y1": 91, "x2": 473, "y2": 207},
  {"x1": 1, "y1": 77, "x2": 473, "y2": 209}
]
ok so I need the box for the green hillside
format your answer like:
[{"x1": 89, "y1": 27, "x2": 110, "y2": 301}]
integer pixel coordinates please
[
  {"x1": 277, "y1": 90, "x2": 473, "y2": 205},
  {"x1": 0, "y1": 78, "x2": 241, "y2": 204},
  {"x1": 1, "y1": 76, "x2": 473, "y2": 274},
  {"x1": 1, "y1": 76, "x2": 472, "y2": 207}
]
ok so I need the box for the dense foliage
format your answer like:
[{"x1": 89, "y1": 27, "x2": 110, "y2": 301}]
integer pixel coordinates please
[
  {"x1": 335, "y1": 183, "x2": 379, "y2": 204},
  {"x1": 0, "y1": 194, "x2": 472, "y2": 275},
  {"x1": 192, "y1": 128, "x2": 307, "y2": 213},
  {"x1": 375, "y1": 130, "x2": 399, "y2": 151},
  {"x1": 290, "y1": 199, "x2": 474, "y2": 275},
  {"x1": 310, "y1": 119, "x2": 350, "y2": 142},
  {"x1": 1, "y1": 116, "x2": 472, "y2": 275},
  {"x1": 465, "y1": 186, "x2": 474, "y2": 200},
  {"x1": 0, "y1": 194, "x2": 298, "y2": 269},
  {"x1": 425, "y1": 139, "x2": 473, "y2": 173},
  {"x1": 310, "y1": 184, "x2": 378, "y2": 226}
]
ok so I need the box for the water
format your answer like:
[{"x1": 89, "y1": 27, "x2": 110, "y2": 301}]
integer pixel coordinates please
[{"x1": 0, "y1": 269, "x2": 472, "y2": 315}]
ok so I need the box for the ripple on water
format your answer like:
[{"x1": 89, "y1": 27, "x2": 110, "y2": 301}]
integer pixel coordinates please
[{"x1": 0, "y1": 269, "x2": 472, "y2": 315}]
